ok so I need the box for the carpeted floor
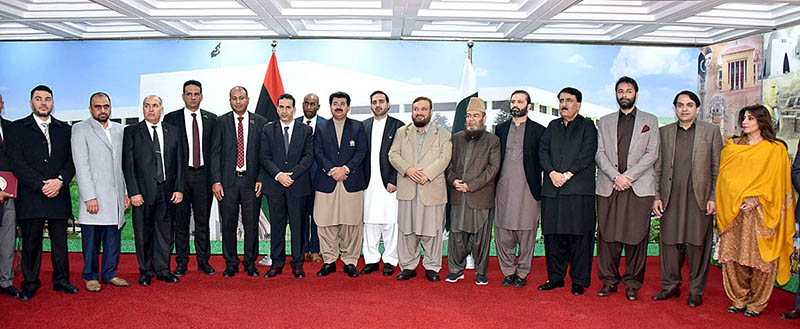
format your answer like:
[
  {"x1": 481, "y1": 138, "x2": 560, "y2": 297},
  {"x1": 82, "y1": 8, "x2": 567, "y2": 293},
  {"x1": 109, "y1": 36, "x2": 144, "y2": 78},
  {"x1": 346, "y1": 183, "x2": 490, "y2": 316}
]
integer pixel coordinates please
[{"x1": 0, "y1": 253, "x2": 797, "y2": 328}]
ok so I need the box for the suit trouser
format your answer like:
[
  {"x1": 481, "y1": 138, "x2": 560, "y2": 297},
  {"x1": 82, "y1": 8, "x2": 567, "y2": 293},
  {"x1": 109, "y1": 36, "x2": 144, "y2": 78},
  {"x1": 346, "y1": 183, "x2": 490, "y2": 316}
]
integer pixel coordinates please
[
  {"x1": 398, "y1": 232, "x2": 443, "y2": 272},
  {"x1": 80, "y1": 225, "x2": 121, "y2": 281},
  {"x1": 362, "y1": 223, "x2": 398, "y2": 266},
  {"x1": 722, "y1": 261, "x2": 777, "y2": 313},
  {"x1": 20, "y1": 217, "x2": 69, "y2": 292},
  {"x1": 544, "y1": 232, "x2": 594, "y2": 287},
  {"x1": 174, "y1": 166, "x2": 211, "y2": 266},
  {"x1": 219, "y1": 176, "x2": 261, "y2": 270},
  {"x1": 448, "y1": 218, "x2": 492, "y2": 275},
  {"x1": 494, "y1": 227, "x2": 536, "y2": 278},
  {"x1": 0, "y1": 199, "x2": 16, "y2": 288},
  {"x1": 659, "y1": 229, "x2": 712, "y2": 296},
  {"x1": 596, "y1": 233, "x2": 648, "y2": 290},
  {"x1": 132, "y1": 184, "x2": 173, "y2": 276},
  {"x1": 318, "y1": 224, "x2": 362, "y2": 265},
  {"x1": 302, "y1": 194, "x2": 320, "y2": 254},
  {"x1": 266, "y1": 190, "x2": 306, "y2": 268}
]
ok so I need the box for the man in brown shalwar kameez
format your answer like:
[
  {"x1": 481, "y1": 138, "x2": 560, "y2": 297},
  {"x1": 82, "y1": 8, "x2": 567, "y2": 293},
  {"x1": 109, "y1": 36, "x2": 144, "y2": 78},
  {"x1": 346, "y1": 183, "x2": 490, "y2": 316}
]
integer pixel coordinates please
[{"x1": 595, "y1": 76, "x2": 660, "y2": 301}]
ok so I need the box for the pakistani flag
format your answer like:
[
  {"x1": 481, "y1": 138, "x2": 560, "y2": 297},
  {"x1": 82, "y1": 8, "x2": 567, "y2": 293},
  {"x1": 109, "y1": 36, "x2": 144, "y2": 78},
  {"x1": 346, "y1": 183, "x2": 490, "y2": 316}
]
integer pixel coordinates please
[{"x1": 452, "y1": 56, "x2": 477, "y2": 134}]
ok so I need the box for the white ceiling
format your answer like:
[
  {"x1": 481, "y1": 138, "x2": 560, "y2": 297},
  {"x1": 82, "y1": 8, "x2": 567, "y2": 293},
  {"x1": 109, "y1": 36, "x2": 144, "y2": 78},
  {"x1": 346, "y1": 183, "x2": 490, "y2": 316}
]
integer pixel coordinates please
[{"x1": 1, "y1": 0, "x2": 800, "y2": 46}]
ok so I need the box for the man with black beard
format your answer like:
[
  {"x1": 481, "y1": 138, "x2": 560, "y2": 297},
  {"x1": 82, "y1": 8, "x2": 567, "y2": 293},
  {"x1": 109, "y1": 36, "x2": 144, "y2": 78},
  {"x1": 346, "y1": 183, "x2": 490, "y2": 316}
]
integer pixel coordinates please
[
  {"x1": 493, "y1": 90, "x2": 545, "y2": 288},
  {"x1": 444, "y1": 97, "x2": 500, "y2": 285},
  {"x1": 595, "y1": 76, "x2": 660, "y2": 301}
]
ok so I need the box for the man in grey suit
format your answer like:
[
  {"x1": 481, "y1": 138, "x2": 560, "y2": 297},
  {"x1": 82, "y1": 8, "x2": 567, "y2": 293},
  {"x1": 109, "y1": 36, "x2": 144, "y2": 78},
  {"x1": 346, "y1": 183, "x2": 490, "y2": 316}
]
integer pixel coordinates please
[
  {"x1": 595, "y1": 76, "x2": 660, "y2": 301},
  {"x1": 72, "y1": 92, "x2": 131, "y2": 292},
  {"x1": 652, "y1": 91, "x2": 721, "y2": 307}
]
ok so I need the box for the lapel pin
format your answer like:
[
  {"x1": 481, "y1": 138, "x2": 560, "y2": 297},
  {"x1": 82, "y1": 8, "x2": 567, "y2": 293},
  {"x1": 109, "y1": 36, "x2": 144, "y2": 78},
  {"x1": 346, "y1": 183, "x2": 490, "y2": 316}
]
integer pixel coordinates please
[{"x1": 349, "y1": 140, "x2": 355, "y2": 147}]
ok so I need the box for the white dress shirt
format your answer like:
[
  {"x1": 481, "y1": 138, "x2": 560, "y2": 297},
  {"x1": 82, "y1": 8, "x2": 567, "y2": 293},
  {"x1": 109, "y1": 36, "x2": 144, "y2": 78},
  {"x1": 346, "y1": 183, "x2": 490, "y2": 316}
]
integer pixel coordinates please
[
  {"x1": 184, "y1": 108, "x2": 204, "y2": 167},
  {"x1": 146, "y1": 121, "x2": 167, "y2": 180}
]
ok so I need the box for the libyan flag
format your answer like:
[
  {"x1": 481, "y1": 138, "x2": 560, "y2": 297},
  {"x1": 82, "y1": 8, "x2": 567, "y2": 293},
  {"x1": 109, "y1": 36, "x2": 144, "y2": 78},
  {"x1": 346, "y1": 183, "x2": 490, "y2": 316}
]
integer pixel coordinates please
[
  {"x1": 452, "y1": 56, "x2": 477, "y2": 134},
  {"x1": 255, "y1": 52, "x2": 284, "y2": 123}
]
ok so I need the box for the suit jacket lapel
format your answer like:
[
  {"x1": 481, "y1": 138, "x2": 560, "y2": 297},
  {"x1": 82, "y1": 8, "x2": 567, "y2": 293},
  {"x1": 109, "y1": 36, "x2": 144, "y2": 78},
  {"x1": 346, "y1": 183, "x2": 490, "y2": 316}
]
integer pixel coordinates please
[
  {"x1": 286, "y1": 121, "x2": 302, "y2": 156},
  {"x1": 609, "y1": 113, "x2": 619, "y2": 164},
  {"x1": 364, "y1": 118, "x2": 373, "y2": 150},
  {"x1": 90, "y1": 119, "x2": 112, "y2": 150},
  {"x1": 138, "y1": 121, "x2": 155, "y2": 149},
  {"x1": 419, "y1": 125, "x2": 435, "y2": 159},
  {"x1": 667, "y1": 123, "x2": 677, "y2": 170},
  {"x1": 691, "y1": 122, "x2": 704, "y2": 166}
]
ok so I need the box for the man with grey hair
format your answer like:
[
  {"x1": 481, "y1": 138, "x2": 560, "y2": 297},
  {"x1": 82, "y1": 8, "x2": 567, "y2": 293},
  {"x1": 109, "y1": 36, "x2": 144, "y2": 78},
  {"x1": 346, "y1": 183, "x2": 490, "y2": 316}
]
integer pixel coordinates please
[{"x1": 0, "y1": 93, "x2": 19, "y2": 298}]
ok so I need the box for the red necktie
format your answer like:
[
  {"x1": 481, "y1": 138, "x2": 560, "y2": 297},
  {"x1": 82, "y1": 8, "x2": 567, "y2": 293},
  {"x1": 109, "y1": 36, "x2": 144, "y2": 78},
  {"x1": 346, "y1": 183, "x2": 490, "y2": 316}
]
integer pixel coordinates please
[
  {"x1": 306, "y1": 120, "x2": 311, "y2": 125},
  {"x1": 191, "y1": 113, "x2": 201, "y2": 168},
  {"x1": 237, "y1": 117, "x2": 245, "y2": 168}
]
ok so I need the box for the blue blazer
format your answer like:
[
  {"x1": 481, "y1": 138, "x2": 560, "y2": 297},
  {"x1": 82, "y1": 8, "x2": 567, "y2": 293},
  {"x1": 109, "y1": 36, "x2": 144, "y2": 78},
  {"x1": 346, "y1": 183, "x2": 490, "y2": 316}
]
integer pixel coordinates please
[
  {"x1": 312, "y1": 118, "x2": 367, "y2": 193},
  {"x1": 296, "y1": 115, "x2": 326, "y2": 184}
]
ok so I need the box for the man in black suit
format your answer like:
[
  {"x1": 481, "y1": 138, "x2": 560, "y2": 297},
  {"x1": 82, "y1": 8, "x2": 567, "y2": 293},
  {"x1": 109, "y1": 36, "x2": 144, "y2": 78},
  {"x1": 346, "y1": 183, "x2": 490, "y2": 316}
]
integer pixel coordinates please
[
  {"x1": 294, "y1": 93, "x2": 325, "y2": 263},
  {"x1": 261, "y1": 93, "x2": 314, "y2": 278},
  {"x1": 209, "y1": 86, "x2": 267, "y2": 278},
  {"x1": 6, "y1": 85, "x2": 77, "y2": 301},
  {"x1": 123, "y1": 95, "x2": 185, "y2": 286},
  {"x1": 0, "y1": 93, "x2": 20, "y2": 298},
  {"x1": 163, "y1": 80, "x2": 217, "y2": 276},
  {"x1": 360, "y1": 90, "x2": 404, "y2": 276}
]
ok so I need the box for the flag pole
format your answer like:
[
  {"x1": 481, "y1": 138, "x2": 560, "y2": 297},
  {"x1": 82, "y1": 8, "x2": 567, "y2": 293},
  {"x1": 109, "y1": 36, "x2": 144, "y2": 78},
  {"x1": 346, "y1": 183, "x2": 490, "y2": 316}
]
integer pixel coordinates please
[
  {"x1": 467, "y1": 40, "x2": 474, "y2": 63},
  {"x1": 271, "y1": 40, "x2": 277, "y2": 53}
]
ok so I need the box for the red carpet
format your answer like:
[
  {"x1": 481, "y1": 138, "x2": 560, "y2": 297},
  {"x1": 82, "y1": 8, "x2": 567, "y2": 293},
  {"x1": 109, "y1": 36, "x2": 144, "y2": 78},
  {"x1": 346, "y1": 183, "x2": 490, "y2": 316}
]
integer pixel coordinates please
[{"x1": 0, "y1": 253, "x2": 796, "y2": 328}]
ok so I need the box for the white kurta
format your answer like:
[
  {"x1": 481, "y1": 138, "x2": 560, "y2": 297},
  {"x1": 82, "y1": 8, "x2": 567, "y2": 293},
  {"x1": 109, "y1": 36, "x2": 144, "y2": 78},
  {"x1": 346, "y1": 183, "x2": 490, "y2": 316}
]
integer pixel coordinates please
[{"x1": 363, "y1": 117, "x2": 398, "y2": 224}]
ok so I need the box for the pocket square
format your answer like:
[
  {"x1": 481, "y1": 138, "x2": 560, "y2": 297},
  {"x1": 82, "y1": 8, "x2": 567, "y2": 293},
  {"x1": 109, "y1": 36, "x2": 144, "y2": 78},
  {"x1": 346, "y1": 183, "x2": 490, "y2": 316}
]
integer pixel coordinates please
[{"x1": 641, "y1": 125, "x2": 650, "y2": 133}]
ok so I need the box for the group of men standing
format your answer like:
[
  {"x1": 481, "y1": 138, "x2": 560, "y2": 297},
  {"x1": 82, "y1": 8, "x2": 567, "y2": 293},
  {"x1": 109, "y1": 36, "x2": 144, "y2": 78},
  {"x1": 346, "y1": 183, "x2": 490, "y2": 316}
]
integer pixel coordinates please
[{"x1": 0, "y1": 75, "x2": 722, "y2": 308}]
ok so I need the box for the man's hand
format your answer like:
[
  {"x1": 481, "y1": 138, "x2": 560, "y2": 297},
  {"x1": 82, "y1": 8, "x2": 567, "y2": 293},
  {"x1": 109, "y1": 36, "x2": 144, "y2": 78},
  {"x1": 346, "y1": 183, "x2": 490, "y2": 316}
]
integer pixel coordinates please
[
  {"x1": 405, "y1": 167, "x2": 423, "y2": 184},
  {"x1": 0, "y1": 191, "x2": 14, "y2": 203},
  {"x1": 549, "y1": 171, "x2": 566, "y2": 187},
  {"x1": 130, "y1": 194, "x2": 144, "y2": 207},
  {"x1": 254, "y1": 182, "x2": 262, "y2": 197},
  {"x1": 652, "y1": 200, "x2": 664, "y2": 217},
  {"x1": 277, "y1": 173, "x2": 295, "y2": 187},
  {"x1": 86, "y1": 199, "x2": 99, "y2": 214},
  {"x1": 42, "y1": 178, "x2": 62, "y2": 198},
  {"x1": 212, "y1": 183, "x2": 225, "y2": 201},
  {"x1": 417, "y1": 169, "x2": 430, "y2": 185},
  {"x1": 124, "y1": 195, "x2": 131, "y2": 210},
  {"x1": 706, "y1": 200, "x2": 716, "y2": 215},
  {"x1": 330, "y1": 167, "x2": 348, "y2": 182},
  {"x1": 386, "y1": 183, "x2": 397, "y2": 193},
  {"x1": 171, "y1": 192, "x2": 183, "y2": 204},
  {"x1": 614, "y1": 174, "x2": 633, "y2": 191},
  {"x1": 452, "y1": 179, "x2": 469, "y2": 192}
]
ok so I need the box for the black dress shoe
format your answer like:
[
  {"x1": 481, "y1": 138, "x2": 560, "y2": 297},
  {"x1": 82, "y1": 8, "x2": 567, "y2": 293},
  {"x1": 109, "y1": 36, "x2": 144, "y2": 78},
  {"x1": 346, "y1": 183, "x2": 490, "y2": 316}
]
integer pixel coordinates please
[
  {"x1": 513, "y1": 276, "x2": 527, "y2": 288},
  {"x1": 688, "y1": 295, "x2": 702, "y2": 307},
  {"x1": 625, "y1": 287, "x2": 638, "y2": 301},
  {"x1": 652, "y1": 287, "x2": 680, "y2": 301},
  {"x1": 198, "y1": 263, "x2": 216, "y2": 275},
  {"x1": 781, "y1": 308, "x2": 800, "y2": 319},
  {"x1": 247, "y1": 268, "x2": 259, "y2": 277},
  {"x1": 53, "y1": 282, "x2": 79, "y2": 294},
  {"x1": 744, "y1": 311, "x2": 761, "y2": 317},
  {"x1": 360, "y1": 263, "x2": 379, "y2": 274},
  {"x1": 222, "y1": 268, "x2": 237, "y2": 278},
  {"x1": 156, "y1": 273, "x2": 179, "y2": 283},
  {"x1": 727, "y1": 306, "x2": 746, "y2": 313},
  {"x1": 138, "y1": 274, "x2": 151, "y2": 286},
  {"x1": 538, "y1": 280, "x2": 565, "y2": 291},
  {"x1": 344, "y1": 264, "x2": 359, "y2": 278},
  {"x1": 597, "y1": 284, "x2": 618, "y2": 297},
  {"x1": 292, "y1": 266, "x2": 306, "y2": 278},
  {"x1": 396, "y1": 269, "x2": 416, "y2": 280},
  {"x1": 425, "y1": 270, "x2": 440, "y2": 282},
  {"x1": 572, "y1": 283, "x2": 585, "y2": 295},
  {"x1": 18, "y1": 290, "x2": 34, "y2": 301},
  {"x1": 2, "y1": 286, "x2": 20, "y2": 298},
  {"x1": 265, "y1": 267, "x2": 283, "y2": 278},
  {"x1": 317, "y1": 263, "x2": 336, "y2": 277},
  {"x1": 383, "y1": 263, "x2": 394, "y2": 276},
  {"x1": 502, "y1": 275, "x2": 517, "y2": 287},
  {"x1": 173, "y1": 264, "x2": 188, "y2": 277}
]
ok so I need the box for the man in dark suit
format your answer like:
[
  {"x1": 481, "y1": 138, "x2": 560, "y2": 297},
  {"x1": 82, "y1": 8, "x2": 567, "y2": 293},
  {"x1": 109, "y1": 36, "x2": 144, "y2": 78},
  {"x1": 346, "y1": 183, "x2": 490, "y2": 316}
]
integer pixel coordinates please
[
  {"x1": 294, "y1": 93, "x2": 326, "y2": 263},
  {"x1": 493, "y1": 90, "x2": 545, "y2": 288},
  {"x1": 6, "y1": 85, "x2": 77, "y2": 301},
  {"x1": 209, "y1": 86, "x2": 267, "y2": 278},
  {"x1": 163, "y1": 80, "x2": 217, "y2": 276},
  {"x1": 360, "y1": 90, "x2": 404, "y2": 276},
  {"x1": 123, "y1": 95, "x2": 185, "y2": 286},
  {"x1": 314, "y1": 91, "x2": 368, "y2": 278},
  {"x1": 261, "y1": 93, "x2": 314, "y2": 278},
  {"x1": 0, "y1": 93, "x2": 20, "y2": 298}
]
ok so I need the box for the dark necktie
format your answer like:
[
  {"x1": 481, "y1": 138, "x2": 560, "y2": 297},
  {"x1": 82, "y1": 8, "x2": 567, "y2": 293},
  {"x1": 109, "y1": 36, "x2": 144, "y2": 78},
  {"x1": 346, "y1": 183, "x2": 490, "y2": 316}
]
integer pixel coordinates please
[
  {"x1": 237, "y1": 117, "x2": 245, "y2": 168},
  {"x1": 283, "y1": 126, "x2": 290, "y2": 155},
  {"x1": 152, "y1": 126, "x2": 165, "y2": 183},
  {"x1": 191, "y1": 113, "x2": 201, "y2": 169}
]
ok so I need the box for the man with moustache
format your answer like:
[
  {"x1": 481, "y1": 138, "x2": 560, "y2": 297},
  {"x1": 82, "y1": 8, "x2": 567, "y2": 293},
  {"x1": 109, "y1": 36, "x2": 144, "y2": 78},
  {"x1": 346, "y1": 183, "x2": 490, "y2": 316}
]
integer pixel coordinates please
[
  {"x1": 0, "y1": 93, "x2": 20, "y2": 298},
  {"x1": 123, "y1": 95, "x2": 185, "y2": 286},
  {"x1": 444, "y1": 97, "x2": 500, "y2": 285},
  {"x1": 260, "y1": 93, "x2": 314, "y2": 279},
  {"x1": 163, "y1": 80, "x2": 217, "y2": 276},
  {"x1": 71, "y1": 92, "x2": 131, "y2": 292},
  {"x1": 537, "y1": 87, "x2": 598, "y2": 295},
  {"x1": 313, "y1": 92, "x2": 368, "y2": 278},
  {"x1": 595, "y1": 76, "x2": 660, "y2": 301},
  {"x1": 209, "y1": 86, "x2": 268, "y2": 278},
  {"x1": 494, "y1": 90, "x2": 545, "y2": 288},
  {"x1": 652, "y1": 90, "x2": 721, "y2": 307},
  {"x1": 294, "y1": 93, "x2": 326, "y2": 263},
  {"x1": 360, "y1": 91, "x2": 404, "y2": 276},
  {"x1": 389, "y1": 96, "x2": 452, "y2": 282},
  {"x1": 7, "y1": 85, "x2": 77, "y2": 300}
]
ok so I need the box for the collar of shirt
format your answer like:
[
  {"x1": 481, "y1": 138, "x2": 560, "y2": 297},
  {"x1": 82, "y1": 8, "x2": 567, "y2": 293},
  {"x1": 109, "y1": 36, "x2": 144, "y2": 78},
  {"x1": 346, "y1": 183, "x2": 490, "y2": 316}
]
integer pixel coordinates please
[
  {"x1": 304, "y1": 115, "x2": 317, "y2": 123},
  {"x1": 280, "y1": 120, "x2": 294, "y2": 139},
  {"x1": 618, "y1": 107, "x2": 638, "y2": 119},
  {"x1": 33, "y1": 115, "x2": 52, "y2": 127}
]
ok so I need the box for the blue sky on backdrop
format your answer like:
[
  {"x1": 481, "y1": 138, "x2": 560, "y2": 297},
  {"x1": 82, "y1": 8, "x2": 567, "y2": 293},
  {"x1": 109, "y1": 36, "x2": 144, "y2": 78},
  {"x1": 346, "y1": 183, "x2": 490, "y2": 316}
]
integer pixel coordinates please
[{"x1": 0, "y1": 39, "x2": 697, "y2": 119}]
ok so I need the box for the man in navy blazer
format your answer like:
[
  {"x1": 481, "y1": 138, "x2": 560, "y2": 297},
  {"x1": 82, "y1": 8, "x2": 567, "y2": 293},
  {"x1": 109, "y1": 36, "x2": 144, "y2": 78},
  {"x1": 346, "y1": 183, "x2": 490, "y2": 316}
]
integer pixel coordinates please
[
  {"x1": 294, "y1": 93, "x2": 325, "y2": 263},
  {"x1": 313, "y1": 92, "x2": 368, "y2": 278}
]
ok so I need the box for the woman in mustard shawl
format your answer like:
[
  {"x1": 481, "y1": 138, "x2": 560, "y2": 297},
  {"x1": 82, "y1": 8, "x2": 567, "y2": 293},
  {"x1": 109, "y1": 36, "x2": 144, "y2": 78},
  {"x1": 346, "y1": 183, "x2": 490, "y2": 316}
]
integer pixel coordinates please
[{"x1": 716, "y1": 105, "x2": 795, "y2": 317}]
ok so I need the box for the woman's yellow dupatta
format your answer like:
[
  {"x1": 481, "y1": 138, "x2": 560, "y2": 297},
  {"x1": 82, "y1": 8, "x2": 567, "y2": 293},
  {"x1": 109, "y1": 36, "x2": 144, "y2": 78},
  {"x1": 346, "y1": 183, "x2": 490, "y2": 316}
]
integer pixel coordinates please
[{"x1": 716, "y1": 139, "x2": 796, "y2": 285}]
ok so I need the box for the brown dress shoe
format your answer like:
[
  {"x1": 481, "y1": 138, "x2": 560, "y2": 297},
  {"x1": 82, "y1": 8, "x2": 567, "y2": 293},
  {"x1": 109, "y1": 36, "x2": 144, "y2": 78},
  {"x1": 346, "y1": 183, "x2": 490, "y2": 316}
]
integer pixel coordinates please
[
  {"x1": 782, "y1": 309, "x2": 800, "y2": 319},
  {"x1": 102, "y1": 277, "x2": 130, "y2": 287},
  {"x1": 311, "y1": 253, "x2": 323, "y2": 262},
  {"x1": 597, "y1": 284, "x2": 618, "y2": 297},
  {"x1": 85, "y1": 280, "x2": 101, "y2": 292}
]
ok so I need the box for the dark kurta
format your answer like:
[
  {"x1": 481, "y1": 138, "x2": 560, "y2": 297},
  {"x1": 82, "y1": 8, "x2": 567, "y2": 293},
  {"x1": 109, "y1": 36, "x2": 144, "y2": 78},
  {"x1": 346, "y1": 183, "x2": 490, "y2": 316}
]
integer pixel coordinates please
[
  {"x1": 451, "y1": 137, "x2": 491, "y2": 233},
  {"x1": 597, "y1": 109, "x2": 653, "y2": 245},
  {"x1": 661, "y1": 124, "x2": 712, "y2": 246}
]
